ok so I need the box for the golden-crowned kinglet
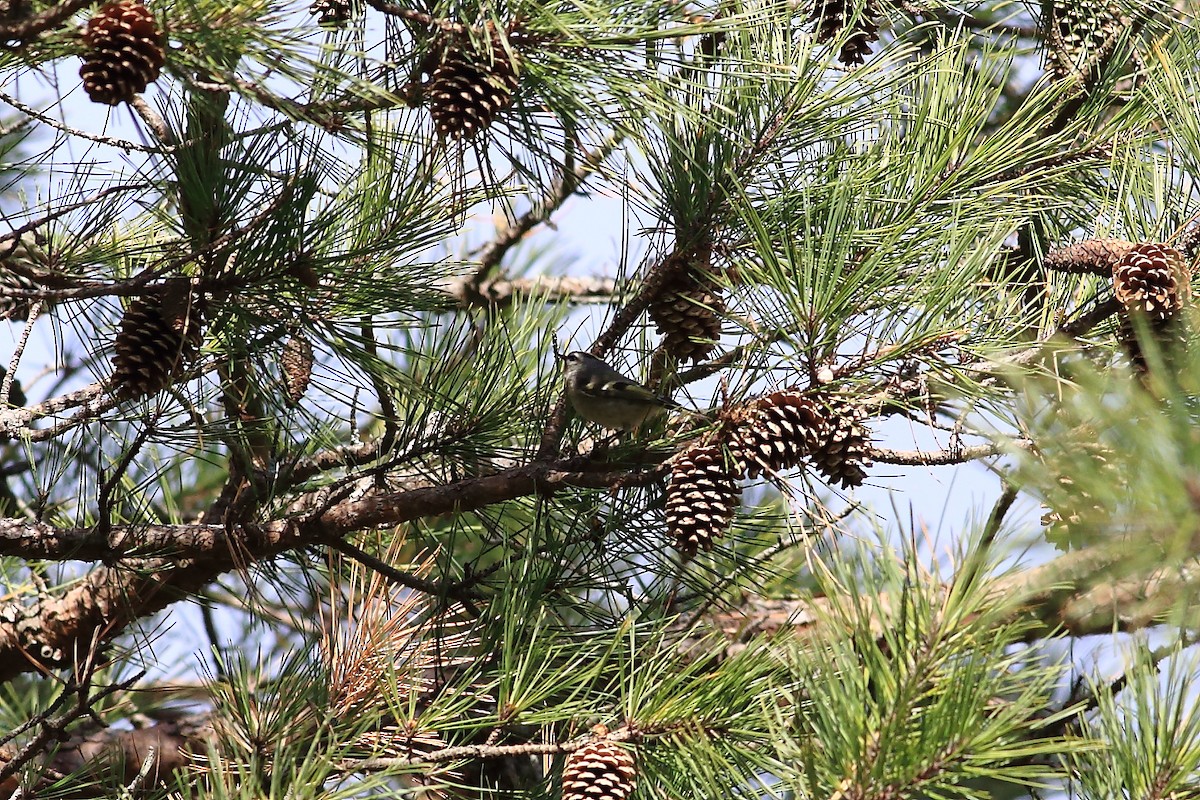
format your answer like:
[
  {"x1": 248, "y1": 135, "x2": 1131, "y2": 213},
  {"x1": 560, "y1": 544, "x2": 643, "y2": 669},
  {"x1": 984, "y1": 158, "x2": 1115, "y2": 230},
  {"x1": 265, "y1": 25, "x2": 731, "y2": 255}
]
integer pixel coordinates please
[{"x1": 560, "y1": 351, "x2": 680, "y2": 431}]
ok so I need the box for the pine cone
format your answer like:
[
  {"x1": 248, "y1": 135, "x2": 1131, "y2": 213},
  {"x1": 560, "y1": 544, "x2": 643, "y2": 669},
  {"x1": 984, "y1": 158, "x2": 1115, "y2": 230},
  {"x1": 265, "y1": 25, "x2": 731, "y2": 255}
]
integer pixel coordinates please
[
  {"x1": 0, "y1": 234, "x2": 48, "y2": 322},
  {"x1": 809, "y1": 0, "x2": 880, "y2": 66},
  {"x1": 562, "y1": 727, "x2": 637, "y2": 800},
  {"x1": 112, "y1": 281, "x2": 205, "y2": 398},
  {"x1": 281, "y1": 334, "x2": 314, "y2": 405},
  {"x1": 309, "y1": 0, "x2": 357, "y2": 26},
  {"x1": 79, "y1": 0, "x2": 165, "y2": 106},
  {"x1": 728, "y1": 391, "x2": 827, "y2": 479},
  {"x1": 427, "y1": 26, "x2": 519, "y2": 139},
  {"x1": 666, "y1": 445, "x2": 741, "y2": 556},
  {"x1": 1043, "y1": 238, "x2": 1135, "y2": 276},
  {"x1": 1044, "y1": 0, "x2": 1127, "y2": 79},
  {"x1": 648, "y1": 247, "x2": 724, "y2": 362},
  {"x1": 808, "y1": 396, "x2": 872, "y2": 489},
  {"x1": 1112, "y1": 243, "x2": 1190, "y2": 321},
  {"x1": 1112, "y1": 243, "x2": 1191, "y2": 371},
  {"x1": 728, "y1": 391, "x2": 872, "y2": 489}
]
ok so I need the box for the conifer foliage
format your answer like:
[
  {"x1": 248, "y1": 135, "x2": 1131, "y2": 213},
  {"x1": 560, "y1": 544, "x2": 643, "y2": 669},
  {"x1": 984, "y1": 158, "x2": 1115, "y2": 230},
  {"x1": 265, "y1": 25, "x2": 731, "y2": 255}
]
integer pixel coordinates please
[{"x1": 3, "y1": 0, "x2": 1200, "y2": 798}]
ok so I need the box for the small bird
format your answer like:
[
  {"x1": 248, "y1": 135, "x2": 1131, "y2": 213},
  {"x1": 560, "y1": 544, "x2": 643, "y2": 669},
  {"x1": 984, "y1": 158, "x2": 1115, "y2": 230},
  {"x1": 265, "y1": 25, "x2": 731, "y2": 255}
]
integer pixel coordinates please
[{"x1": 560, "y1": 351, "x2": 680, "y2": 431}]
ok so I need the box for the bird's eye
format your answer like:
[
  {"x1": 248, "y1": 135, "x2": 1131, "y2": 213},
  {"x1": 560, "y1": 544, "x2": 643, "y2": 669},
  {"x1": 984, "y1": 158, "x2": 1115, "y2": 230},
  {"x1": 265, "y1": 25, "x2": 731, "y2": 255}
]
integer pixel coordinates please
[{"x1": 566, "y1": 354, "x2": 579, "y2": 363}]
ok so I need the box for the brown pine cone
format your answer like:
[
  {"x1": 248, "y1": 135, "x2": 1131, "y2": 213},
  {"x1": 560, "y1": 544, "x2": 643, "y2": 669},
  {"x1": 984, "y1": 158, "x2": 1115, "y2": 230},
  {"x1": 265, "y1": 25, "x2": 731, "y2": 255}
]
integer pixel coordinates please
[
  {"x1": 1044, "y1": 238, "x2": 1135, "y2": 276},
  {"x1": 427, "y1": 25, "x2": 520, "y2": 139},
  {"x1": 79, "y1": 0, "x2": 165, "y2": 106},
  {"x1": 1112, "y1": 243, "x2": 1190, "y2": 321},
  {"x1": 111, "y1": 281, "x2": 205, "y2": 398},
  {"x1": 281, "y1": 334, "x2": 314, "y2": 405},
  {"x1": 562, "y1": 726, "x2": 637, "y2": 800},
  {"x1": 809, "y1": 0, "x2": 881, "y2": 66},
  {"x1": 648, "y1": 246, "x2": 724, "y2": 363},
  {"x1": 666, "y1": 445, "x2": 741, "y2": 556}
]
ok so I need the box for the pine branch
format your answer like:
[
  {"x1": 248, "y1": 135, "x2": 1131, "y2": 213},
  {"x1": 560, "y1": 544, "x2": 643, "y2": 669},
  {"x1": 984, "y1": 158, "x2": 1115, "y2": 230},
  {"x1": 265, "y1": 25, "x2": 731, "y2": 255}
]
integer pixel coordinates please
[
  {"x1": 0, "y1": 665, "x2": 143, "y2": 787},
  {"x1": 0, "y1": 458, "x2": 668, "y2": 682},
  {"x1": 0, "y1": 0, "x2": 92, "y2": 44},
  {"x1": 690, "y1": 539, "x2": 1200, "y2": 657},
  {"x1": 867, "y1": 441, "x2": 1032, "y2": 466}
]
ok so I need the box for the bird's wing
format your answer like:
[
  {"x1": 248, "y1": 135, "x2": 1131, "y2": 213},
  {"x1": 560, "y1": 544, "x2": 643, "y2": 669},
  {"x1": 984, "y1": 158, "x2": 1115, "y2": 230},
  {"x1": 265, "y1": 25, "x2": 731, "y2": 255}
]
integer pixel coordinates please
[{"x1": 577, "y1": 365, "x2": 682, "y2": 408}]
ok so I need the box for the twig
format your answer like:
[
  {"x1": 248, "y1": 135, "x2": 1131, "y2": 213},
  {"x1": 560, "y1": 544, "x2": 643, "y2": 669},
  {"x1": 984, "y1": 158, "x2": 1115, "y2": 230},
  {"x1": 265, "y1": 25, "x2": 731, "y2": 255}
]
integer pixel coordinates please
[
  {"x1": 324, "y1": 536, "x2": 480, "y2": 603},
  {"x1": 3, "y1": 180, "x2": 298, "y2": 305},
  {"x1": 199, "y1": 602, "x2": 226, "y2": 682},
  {"x1": 341, "y1": 725, "x2": 640, "y2": 770},
  {"x1": 117, "y1": 747, "x2": 158, "y2": 799},
  {"x1": 129, "y1": 96, "x2": 176, "y2": 147},
  {"x1": 1042, "y1": 630, "x2": 1200, "y2": 741},
  {"x1": 956, "y1": 296, "x2": 1123, "y2": 381},
  {"x1": 0, "y1": 183, "x2": 151, "y2": 251},
  {"x1": 97, "y1": 423, "x2": 156, "y2": 538},
  {"x1": 360, "y1": 319, "x2": 399, "y2": 460},
  {"x1": 0, "y1": 669, "x2": 144, "y2": 786},
  {"x1": 0, "y1": 90, "x2": 168, "y2": 155},
  {"x1": 2, "y1": 301, "x2": 40, "y2": 405},
  {"x1": 957, "y1": 481, "x2": 1020, "y2": 591},
  {"x1": 680, "y1": 502, "x2": 861, "y2": 632},
  {"x1": 0, "y1": 115, "x2": 34, "y2": 138},
  {"x1": 441, "y1": 274, "x2": 621, "y2": 308},
  {"x1": 923, "y1": 6, "x2": 1040, "y2": 38},
  {"x1": 867, "y1": 440, "x2": 1033, "y2": 466},
  {"x1": 360, "y1": 0, "x2": 466, "y2": 34}
]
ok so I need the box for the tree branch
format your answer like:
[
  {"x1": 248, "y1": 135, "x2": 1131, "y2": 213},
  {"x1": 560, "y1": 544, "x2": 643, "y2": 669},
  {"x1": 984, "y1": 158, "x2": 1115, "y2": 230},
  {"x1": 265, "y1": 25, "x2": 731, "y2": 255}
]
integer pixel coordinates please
[
  {"x1": 0, "y1": 0, "x2": 92, "y2": 44},
  {"x1": 0, "y1": 459, "x2": 667, "y2": 682}
]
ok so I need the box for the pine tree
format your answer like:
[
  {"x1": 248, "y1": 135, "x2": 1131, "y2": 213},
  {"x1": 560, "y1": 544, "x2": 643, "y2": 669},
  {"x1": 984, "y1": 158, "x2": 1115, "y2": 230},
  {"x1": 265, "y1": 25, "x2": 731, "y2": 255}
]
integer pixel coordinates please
[{"x1": 1, "y1": 1, "x2": 1199, "y2": 798}]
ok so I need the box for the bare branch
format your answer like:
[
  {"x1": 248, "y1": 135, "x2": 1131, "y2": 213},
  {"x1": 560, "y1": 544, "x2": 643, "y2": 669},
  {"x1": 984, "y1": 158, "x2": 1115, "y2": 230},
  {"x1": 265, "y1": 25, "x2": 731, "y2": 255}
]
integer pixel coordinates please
[
  {"x1": 341, "y1": 724, "x2": 642, "y2": 770},
  {"x1": 0, "y1": 0, "x2": 93, "y2": 44},
  {"x1": 0, "y1": 90, "x2": 171, "y2": 155},
  {"x1": 441, "y1": 274, "x2": 621, "y2": 309},
  {"x1": 867, "y1": 441, "x2": 1032, "y2": 466}
]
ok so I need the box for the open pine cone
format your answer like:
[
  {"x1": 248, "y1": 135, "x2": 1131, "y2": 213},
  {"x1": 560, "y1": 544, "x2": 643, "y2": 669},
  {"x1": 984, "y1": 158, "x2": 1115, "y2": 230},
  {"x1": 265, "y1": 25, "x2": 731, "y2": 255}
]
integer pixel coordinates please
[
  {"x1": 562, "y1": 727, "x2": 637, "y2": 800},
  {"x1": 648, "y1": 246, "x2": 724, "y2": 363},
  {"x1": 666, "y1": 445, "x2": 741, "y2": 556},
  {"x1": 727, "y1": 390, "x2": 872, "y2": 488},
  {"x1": 1112, "y1": 243, "x2": 1190, "y2": 321},
  {"x1": 79, "y1": 0, "x2": 165, "y2": 106},
  {"x1": 427, "y1": 25, "x2": 520, "y2": 139},
  {"x1": 809, "y1": 0, "x2": 881, "y2": 66},
  {"x1": 1111, "y1": 243, "x2": 1192, "y2": 373}
]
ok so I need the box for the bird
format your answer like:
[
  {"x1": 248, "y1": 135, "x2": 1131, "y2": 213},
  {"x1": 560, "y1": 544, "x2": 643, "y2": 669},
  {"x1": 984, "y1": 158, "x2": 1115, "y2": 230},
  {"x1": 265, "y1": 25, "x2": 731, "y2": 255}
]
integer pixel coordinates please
[{"x1": 559, "y1": 351, "x2": 680, "y2": 431}]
